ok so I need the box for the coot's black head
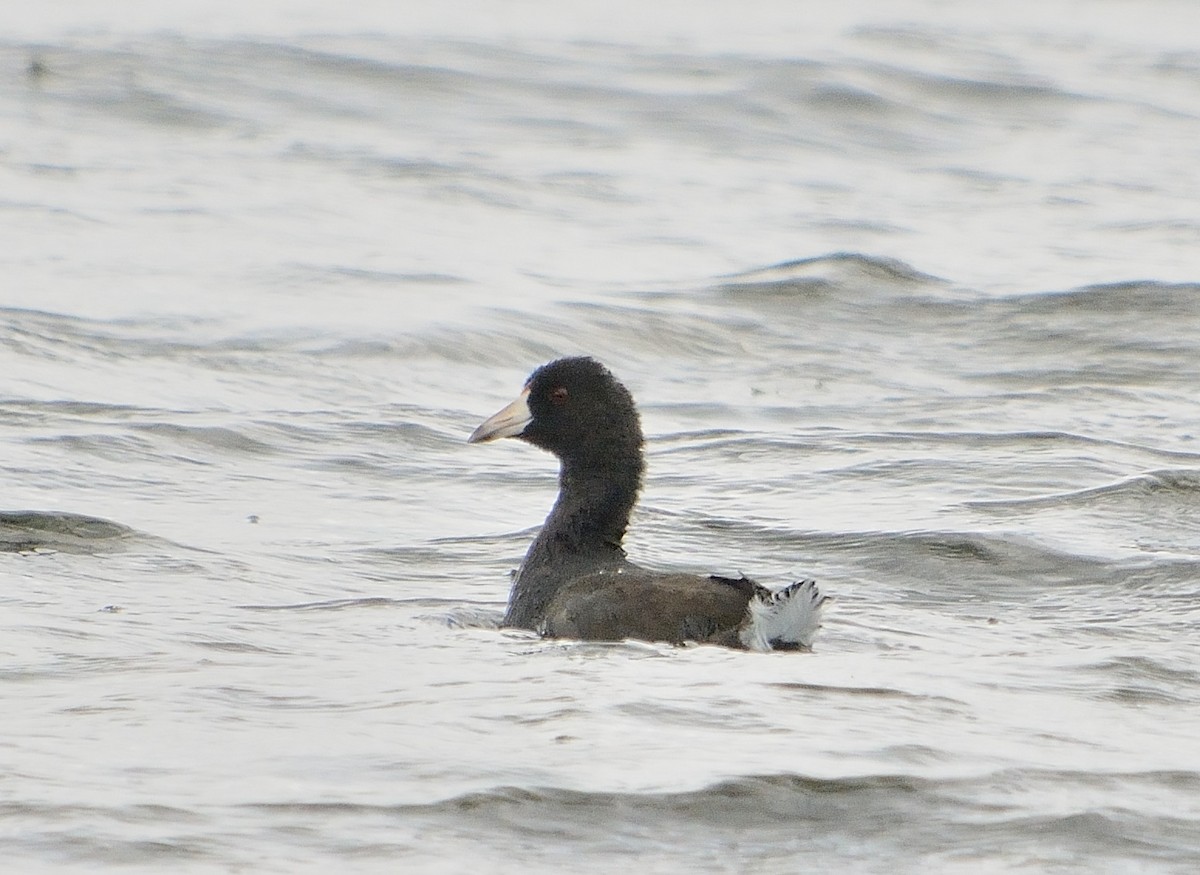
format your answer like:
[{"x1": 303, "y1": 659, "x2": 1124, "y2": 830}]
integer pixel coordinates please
[{"x1": 469, "y1": 357, "x2": 644, "y2": 469}]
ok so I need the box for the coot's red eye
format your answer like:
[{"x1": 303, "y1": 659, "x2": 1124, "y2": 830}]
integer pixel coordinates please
[{"x1": 549, "y1": 386, "x2": 569, "y2": 405}]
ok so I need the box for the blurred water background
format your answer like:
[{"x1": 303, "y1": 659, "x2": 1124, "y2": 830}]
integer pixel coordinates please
[{"x1": 3, "y1": 1, "x2": 1200, "y2": 871}]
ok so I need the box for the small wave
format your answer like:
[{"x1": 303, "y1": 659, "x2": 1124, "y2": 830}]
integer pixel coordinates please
[
  {"x1": 191, "y1": 639, "x2": 290, "y2": 655},
  {"x1": 888, "y1": 65, "x2": 1078, "y2": 107},
  {"x1": 23, "y1": 420, "x2": 285, "y2": 466},
  {"x1": 243, "y1": 767, "x2": 1200, "y2": 865},
  {"x1": 130, "y1": 422, "x2": 277, "y2": 456},
  {"x1": 0, "y1": 398, "x2": 149, "y2": 419},
  {"x1": 2, "y1": 306, "x2": 129, "y2": 359},
  {"x1": 236, "y1": 596, "x2": 411, "y2": 612},
  {"x1": 0, "y1": 510, "x2": 136, "y2": 554},
  {"x1": 797, "y1": 527, "x2": 1087, "y2": 565},
  {"x1": 437, "y1": 605, "x2": 505, "y2": 629},
  {"x1": 627, "y1": 510, "x2": 1121, "y2": 589},
  {"x1": 768, "y1": 681, "x2": 966, "y2": 707},
  {"x1": 248, "y1": 772, "x2": 934, "y2": 826},
  {"x1": 869, "y1": 430, "x2": 1200, "y2": 464},
  {"x1": 717, "y1": 252, "x2": 945, "y2": 299},
  {"x1": 795, "y1": 528, "x2": 1131, "y2": 597},
  {"x1": 1077, "y1": 655, "x2": 1200, "y2": 705},
  {"x1": 1, "y1": 305, "x2": 248, "y2": 363},
  {"x1": 1002, "y1": 281, "x2": 1200, "y2": 318},
  {"x1": 284, "y1": 263, "x2": 467, "y2": 287},
  {"x1": 236, "y1": 596, "x2": 478, "y2": 612},
  {"x1": 23, "y1": 44, "x2": 235, "y2": 131},
  {"x1": 968, "y1": 468, "x2": 1200, "y2": 512},
  {"x1": 353, "y1": 303, "x2": 766, "y2": 370},
  {"x1": 235, "y1": 596, "x2": 503, "y2": 630},
  {"x1": 233, "y1": 40, "x2": 478, "y2": 96}
]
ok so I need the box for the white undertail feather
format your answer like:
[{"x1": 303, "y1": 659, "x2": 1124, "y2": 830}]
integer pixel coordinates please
[{"x1": 738, "y1": 580, "x2": 828, "y2": 652}]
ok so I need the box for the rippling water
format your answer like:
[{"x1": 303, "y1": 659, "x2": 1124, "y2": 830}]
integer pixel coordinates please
[{"x1": 4, "y1": 2, "x2": 1200, "y2": 871}]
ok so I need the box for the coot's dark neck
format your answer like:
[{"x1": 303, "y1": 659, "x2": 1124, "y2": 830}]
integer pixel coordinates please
[
  {"x1": 550, "y1": 461, "x2": 643, "y2": 548},
  {"x1": 503, "y1": 454, "x2": 643, "y2": 629}
]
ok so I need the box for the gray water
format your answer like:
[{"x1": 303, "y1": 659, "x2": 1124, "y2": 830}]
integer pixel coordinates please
[{"x1": 4, "y1": 2, "x2": 1200, "y2": 872}]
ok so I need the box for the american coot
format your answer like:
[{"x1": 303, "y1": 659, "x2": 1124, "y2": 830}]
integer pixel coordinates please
[{"x1": 469, "y1": 357, "x2": 828, "y2": 651}]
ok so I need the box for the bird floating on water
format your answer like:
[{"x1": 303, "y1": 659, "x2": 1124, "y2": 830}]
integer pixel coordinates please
[{"x1": 469, "y1": 356, "x2": 828, "y2": 651}]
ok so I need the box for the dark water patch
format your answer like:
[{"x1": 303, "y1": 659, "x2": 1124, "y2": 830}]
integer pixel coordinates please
[{"x1": 0, "y1": 511, "x2": 136, "y2": 554}]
